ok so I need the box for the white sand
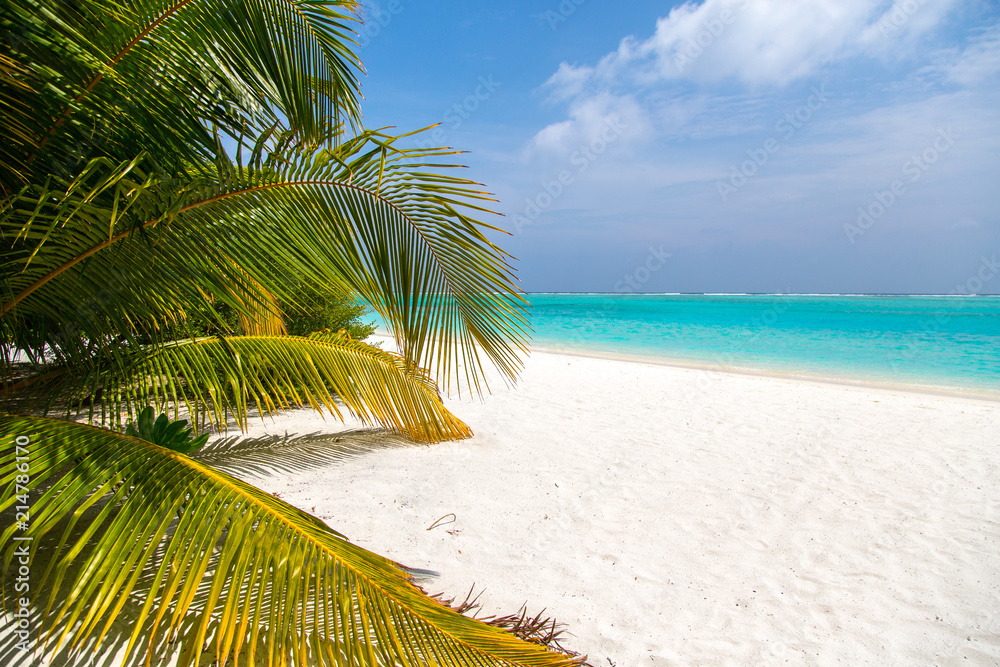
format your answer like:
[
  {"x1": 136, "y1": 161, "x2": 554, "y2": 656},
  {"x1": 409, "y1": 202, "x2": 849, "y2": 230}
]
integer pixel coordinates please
[
  {"x1": 227, "y1": 338, "x2": 1000, "y2": 665},
  {"x1": 4, "y1": 337, "x2": 998, "y2": 665}
]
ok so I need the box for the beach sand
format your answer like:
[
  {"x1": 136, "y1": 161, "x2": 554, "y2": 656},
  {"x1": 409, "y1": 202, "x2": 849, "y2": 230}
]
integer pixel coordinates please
[
  {"x1": 4, "y1": 337, "x2": 998, "y2": 665},
  {"x1": 226, "y1": 336, "x2": 1000, "y2": 665}
]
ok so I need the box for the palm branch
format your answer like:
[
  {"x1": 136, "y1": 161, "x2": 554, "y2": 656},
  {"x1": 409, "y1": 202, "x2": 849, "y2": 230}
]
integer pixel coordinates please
[
  {"x1": 51, "y1": 331, "x2": 474, "y2": 442},
  {"x1": 1, "y1": 416, "x2": 580, "y2": 666},
  {"x1": 0, "y1": 0, "x2": 363, "y2": 193},
  {"x1": 2, "y1": 131, "x2": 530, "y2": 404},
  {"x1": 0, "y1": 0, "x2": 564, "y2": 663}
]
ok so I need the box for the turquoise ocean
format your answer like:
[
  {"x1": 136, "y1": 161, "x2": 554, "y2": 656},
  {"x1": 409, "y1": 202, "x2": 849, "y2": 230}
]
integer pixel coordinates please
[{"x1": 523, "y1": 294, "x2": 1000, "y2": 397}]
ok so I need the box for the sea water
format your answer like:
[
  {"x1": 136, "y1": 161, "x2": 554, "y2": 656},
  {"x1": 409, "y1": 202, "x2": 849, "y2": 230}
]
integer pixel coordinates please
[{"x1": 525, "y1": 294, "x2": 1000, "y2": 396}]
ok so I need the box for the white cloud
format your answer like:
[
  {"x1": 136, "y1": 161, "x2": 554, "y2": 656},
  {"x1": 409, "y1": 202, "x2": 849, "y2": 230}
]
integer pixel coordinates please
[
  {"x1": 935, "y1": 23, "x2": 1000, "y2": 86},
  {"x1": 529, "y1": 0, "x2": 965, "y2": 156},
  {"x1": 543, "y1": 62, "x2": 595, "y2": 104},
  {"x1": 526, "y1": 93, "x2": 650, "y2": 158},
  {"x1": 859, "y1": 0, "x2": 962, "y2": 52},
  {"x1": 544, "y1": 0, "x2": 962, "y2": 93},
  {"x1": 641, "y1": 0, "x2": 875, "y2": 86},
  {"x1": 548, "y1": 0, "x2": 887, "y2": 90}
]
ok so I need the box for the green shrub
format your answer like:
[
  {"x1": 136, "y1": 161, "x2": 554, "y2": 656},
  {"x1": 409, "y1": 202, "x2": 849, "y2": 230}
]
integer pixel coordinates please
[
  {"x1": 159, "y1": 283, "x2": 376, "y2": 342},
  {"x1": 281, "y1": 283, "x2": 377, "y2": 340},
  {"x1": 125, "y1": 406, "x2": 209, "y2": 453}
]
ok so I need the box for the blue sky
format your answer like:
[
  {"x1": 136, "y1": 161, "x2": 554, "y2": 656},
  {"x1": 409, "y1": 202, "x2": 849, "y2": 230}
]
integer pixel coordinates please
[{"x1": 355, "y1": 0, "x2": 1000, "y2": 294}]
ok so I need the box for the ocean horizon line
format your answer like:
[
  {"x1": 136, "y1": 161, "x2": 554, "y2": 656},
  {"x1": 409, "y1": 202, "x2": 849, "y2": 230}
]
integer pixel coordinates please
[{"x1": 372, "y1": 294, "x2": 998, "y2": 396}]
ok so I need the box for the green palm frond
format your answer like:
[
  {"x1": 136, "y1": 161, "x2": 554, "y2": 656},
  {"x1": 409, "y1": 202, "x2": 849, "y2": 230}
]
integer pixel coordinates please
[
  {"x1": 0, "y1": 0, "x2": 559, "y2": 661},
  {"x1": 224, "y1": 264, "x2": 288, "y2": 336},
  {"x1": 0, "y1": 0, "x2": 363, "y2": 191},
  {"x1": 3, "y1": 332, "x2": 472, "y2": 443},
  {"x1": 0, "y1": 54, "x2": 36, "y2": 194},
  {"x1": 0, "y1": 416, "x2": 581, "y2": 666},
  {"x1": 2, "y1": 132, "x2": 530, "y2": 398}
]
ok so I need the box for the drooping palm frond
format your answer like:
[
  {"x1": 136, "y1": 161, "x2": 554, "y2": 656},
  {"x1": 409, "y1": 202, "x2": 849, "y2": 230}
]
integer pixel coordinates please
[
  {"x1": 2, "y1": 131, "x2": 530, "y2": 401},
  {"x1": 2, "y1": 331, "x2": 472, "y2": 442},
  {"x1": 0, "y1": 416, "x2": 581, "y2": 666},
  {"x1": 224, "y1": 264, "x2": 288, "y2": 336},
  {"x1": 0, "y1": 0, "x2": 558, "y2": 662},
  {"x1": 0, "y1": 54, "x2": 35, "y2": 194},
  {"x1": 99, "y1": 332, "x2": 473, "y2": 442}
]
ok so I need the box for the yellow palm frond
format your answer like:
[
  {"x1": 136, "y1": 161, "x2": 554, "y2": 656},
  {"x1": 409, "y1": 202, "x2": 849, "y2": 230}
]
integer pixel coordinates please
[
  {"x1": 103, "y1": 333, "x2": 473, "y2": 442},
  {"x1": 224, "y1": 260, "x2": 288, "y2": 336},
  {"x1": 0, "y1": 416, "x2": 581, "y2": 666}
]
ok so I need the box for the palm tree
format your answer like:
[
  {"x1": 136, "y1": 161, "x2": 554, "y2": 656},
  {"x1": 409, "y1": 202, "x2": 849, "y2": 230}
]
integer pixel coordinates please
[{"x1": 0, "y1": 0, "x2": 579, "y2": 664}]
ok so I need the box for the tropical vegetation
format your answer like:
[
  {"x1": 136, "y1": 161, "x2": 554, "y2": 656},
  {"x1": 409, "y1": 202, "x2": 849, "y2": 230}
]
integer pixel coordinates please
[{"x1": 0, "y1": 0, "x2": 580, "y2": 664}]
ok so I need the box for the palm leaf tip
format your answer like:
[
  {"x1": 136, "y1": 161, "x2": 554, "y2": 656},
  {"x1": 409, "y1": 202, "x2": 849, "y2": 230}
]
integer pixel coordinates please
[{"x1": 113, "y1": 334, "x2": 474, "y2": 443}]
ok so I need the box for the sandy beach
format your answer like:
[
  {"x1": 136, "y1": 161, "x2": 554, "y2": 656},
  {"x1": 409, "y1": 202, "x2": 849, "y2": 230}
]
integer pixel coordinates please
[
  {"x1": 217, "y1": 336, "x2": 1000, "y2": 665},
  {"x1": 2, "y1": 335, "x2": 998, "y2": 666}
]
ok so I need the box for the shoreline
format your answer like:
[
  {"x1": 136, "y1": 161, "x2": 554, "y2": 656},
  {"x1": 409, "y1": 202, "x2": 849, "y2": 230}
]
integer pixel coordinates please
[
  {"x1": 373, "y1": 328, "x2": 1000, "y2": 403},
  {"x1": 528, "y1": 342, "x2": 1000, "y2": 403}
]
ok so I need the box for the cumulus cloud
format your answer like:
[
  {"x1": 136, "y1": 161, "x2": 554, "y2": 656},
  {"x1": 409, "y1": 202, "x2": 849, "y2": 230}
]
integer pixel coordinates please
[
  {"x1": 528, "y1": 0, "x2": 965, "y2": 156},
  {"x1": 859, "y1": 0, "x2": 962, "y2": 51},
  {"x1": 546, "y1": 0, "x2": 874, "y2": 91},
  {"x1": 543, "y1": 62, "x2": 596, "y2": 104},
  {"x1": 640, "y1": 0, "x2": 874, "y2": 85},
  {"x1": 528, "y1": 93, "x2": 649, "y2": 157},
  {"x1": 551, "y1": 0, "x2": 961, "y2": 90}
]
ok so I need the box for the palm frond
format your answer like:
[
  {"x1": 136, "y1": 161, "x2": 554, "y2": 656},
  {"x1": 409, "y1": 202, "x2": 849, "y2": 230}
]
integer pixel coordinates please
[
  {"x1": 0, "y1": 54, "x2": 36, "y2": 195},
  {"x1": 0, "y1": 416, "x2": 581, "y2": 666},
  {"x1": 0, "y1": 0, "x2": 364, "y2": 191},
  {"x1": 222, "y1": 261, "x2": 288, "y2": 336},
  {"x1": 2, "y1": 133, "x2": 531, "y2": 399},
  {"x1": 0, "y1": 0, "x2": 558, "y2": 664},
  {"x1": 114, "y1": 333, "x2": 473, "y2": 442}
]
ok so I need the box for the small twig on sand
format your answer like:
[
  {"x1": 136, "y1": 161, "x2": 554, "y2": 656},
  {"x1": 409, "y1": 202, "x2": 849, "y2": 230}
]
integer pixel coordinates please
[{"x1": 426, "y1": 513, "x2": 456, "y2": 530}]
